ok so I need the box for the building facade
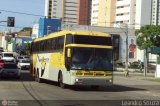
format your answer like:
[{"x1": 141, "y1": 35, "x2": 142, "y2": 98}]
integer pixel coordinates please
[
  {"x1": 32, "y1": 24, "x2": 39, "y2": 39},
  {"x1": 135, "y1": 0, "x2": 152, "y2": 29},
  {"x1": 115, "y1": 0, "x2": 152, "y2": 29},
  {"x1": 44, "y1": 0, "x2": 91, "y2": 25},
  {"x1": 91, "y1": 0, "x2": 116, "y2": 27},
  {"x1": 38, "y1": 18, "x2": 61, "y2": 38},
  {"x1": 115, "y1": 0, "x2": 136, "y2": 29},
  {"x1": 151, "y1": 0, "x2": 160, "y2": 25}
]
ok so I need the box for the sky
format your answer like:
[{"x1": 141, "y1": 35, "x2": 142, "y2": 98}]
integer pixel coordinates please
[{"x1": 0, "y1": 0, "x2": 45, "y2": 31}]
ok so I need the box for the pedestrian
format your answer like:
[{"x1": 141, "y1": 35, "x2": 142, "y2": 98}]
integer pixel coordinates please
[{"x1": 138, "y1": 60, "x2": 143, "y2": 72}]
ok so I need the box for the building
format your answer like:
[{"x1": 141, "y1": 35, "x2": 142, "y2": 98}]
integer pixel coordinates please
[
  {"x1": 7, "y1": 37, "x2": 32, "y2": 53},
  {"x1": 32, "y1": 24, "x2": 39, "y2": 39},
  {"x1": 151, "y1": 0, "x2": 160, "y2": 25},
  {"x1": 115, "y1": 0, "x2": 152, "y2": 29},
  {"x1": 135, "y1": 0, "x2": 152, "y2": 29},
  {"x1": 91, "y1": 0, "x2": 116, "y2": 27},
  {"x1": 115, "y1": 0, "x2": 136, "y2": 29},
  {"x1": 44, "y1": 0, "x2": 91, "y2": 25},
  {"x1": 0, "y1": 33, "x2": 3, "y2": 48},
  {"x1": 45, "y1": 0, "x2": 63, "y2": 19},
  {"x1": 38, "y1": 18, "x2": 61, "y2": 38}
]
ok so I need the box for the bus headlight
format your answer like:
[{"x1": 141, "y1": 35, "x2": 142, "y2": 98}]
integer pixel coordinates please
[
  {"x1": 75, "y1": 78, "x2": 82, "y2": 82},
  {"x1": 109, "y1": 79, "x2": 112, "y2": 83}
]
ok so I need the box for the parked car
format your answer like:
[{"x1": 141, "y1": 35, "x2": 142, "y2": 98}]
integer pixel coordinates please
[
  {"x1": 0, "y1": 63, "x2": 20, "y2": 78},
  {"x1": 1, "y1": 52, "x2": 16, "y2": 63},
  {"x1": 0, "y1": 59, "x2": 5, "y2": 69},
  {"x1": 16, "y1": 56, "x2": 24, "y2": 63},
  {"x1": 23, "y1": 56, "x2": 30, "y2": 60},
  {"x1": 18, "y1": 59, "x2": 30, "y2": 70},
  {"x1": 0, "y1": 47, "x2": 4, "y2": 52}
]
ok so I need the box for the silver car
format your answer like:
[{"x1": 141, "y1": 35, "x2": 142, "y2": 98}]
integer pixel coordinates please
[{"x1": 0, "y1": 63, "x2": 20, "y2": 78}]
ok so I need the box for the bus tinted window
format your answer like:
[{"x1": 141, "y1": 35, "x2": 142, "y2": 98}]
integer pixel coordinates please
[
  {"x1": 74, "y1": 35, "x2": 112, "y2": 46},
  {"x1": 66, "y1": 34, "x2": 73, "y2": 44},
  {"x1": 66, "y1": 35, "x2": 112, "y2": 46}
]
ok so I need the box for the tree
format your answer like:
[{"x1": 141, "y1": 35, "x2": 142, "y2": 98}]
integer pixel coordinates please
[
  {"x1": 135, "y1": 25, "x2": 160, "y2": 77},
  {"x1": 24, "y1": 42, "x2": 31, "y2": 55},
  {"x1": 136, "y1": 25, "x2": 160, "y2": 48}
]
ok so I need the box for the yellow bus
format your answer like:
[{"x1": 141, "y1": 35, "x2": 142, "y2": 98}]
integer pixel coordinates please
[{"x1": 30, "y1": 30, "x2": 113, "y2": 88}]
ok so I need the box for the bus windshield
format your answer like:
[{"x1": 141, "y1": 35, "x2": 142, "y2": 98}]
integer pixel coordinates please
[{"x1": 71, "y1": 48, "x2": 113, "y2": 71}]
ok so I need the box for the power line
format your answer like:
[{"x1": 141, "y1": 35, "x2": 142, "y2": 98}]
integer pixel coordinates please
[{"x1": 0, "y1": 9, "x2": 45, "y2": 17}]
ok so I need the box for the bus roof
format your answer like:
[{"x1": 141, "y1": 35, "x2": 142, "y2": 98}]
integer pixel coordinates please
[{"x1": 33, "y1": 30, "x2": 111, "y2": 42}]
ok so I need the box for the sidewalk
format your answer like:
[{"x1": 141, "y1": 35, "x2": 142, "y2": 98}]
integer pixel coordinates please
[
  {"x1": 114, "y1": 71, "x2": 160, "y2": 86},
  {"x1": 114, "y1": 71, "x2": 155, "y2": 80}
]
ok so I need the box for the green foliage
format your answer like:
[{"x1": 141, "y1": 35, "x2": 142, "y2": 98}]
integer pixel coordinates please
[
  {"x1": 24, "y1": 42, "x2": 31, "y2": 55},
  {"x1": 135, "y1": 25, "x2": 160, "y2": 50}
]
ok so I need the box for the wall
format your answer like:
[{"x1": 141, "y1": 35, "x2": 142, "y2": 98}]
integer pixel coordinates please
[
  {"x1": 13, "y1": 37, "x2": 32, "y2": 53},
  {"x1": 38, "y1": 18, "x2": 61, "y2": 38}
]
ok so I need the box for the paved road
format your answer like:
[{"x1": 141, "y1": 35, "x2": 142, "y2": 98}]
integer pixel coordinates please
[{"x1": 0, "y1": 71, "x2": 159, "y2": 106}]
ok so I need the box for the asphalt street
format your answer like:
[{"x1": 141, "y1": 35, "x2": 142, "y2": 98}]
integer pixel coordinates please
[{"x1": 0, "y1": 71, "x2": 159, "y2": 106}]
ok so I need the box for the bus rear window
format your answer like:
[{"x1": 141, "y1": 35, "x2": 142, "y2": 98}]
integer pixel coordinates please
[{"x1": 66, "y1": 35, "x2": 112, "y2": 46}]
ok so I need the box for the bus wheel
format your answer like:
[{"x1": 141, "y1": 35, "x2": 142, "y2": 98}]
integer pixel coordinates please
[
  {"x1": 35, "y1": 70, "x2": 42, "y2": 83},
  {"x1": 59, "y1": 73, "x2": 66, "y2": 88}
]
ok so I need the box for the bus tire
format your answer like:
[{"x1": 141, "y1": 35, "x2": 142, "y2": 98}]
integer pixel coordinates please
[
  {"x1": 58, "y1": 72, "x2": 66, "y2": 88},
  {"x1": 35, "y1": 69, "x2": 42, "y2": 83}
]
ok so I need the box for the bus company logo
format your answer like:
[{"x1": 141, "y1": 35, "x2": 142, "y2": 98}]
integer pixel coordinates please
[
  {"x1": 40, "y1": 56, "x2": 46, "y2": 77},
  {"x1": 2, "y1": 100, "x2": 8, "y2": 106}
]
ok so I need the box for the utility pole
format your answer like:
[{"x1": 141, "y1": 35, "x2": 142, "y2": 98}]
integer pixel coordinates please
[
  {"x1": 125, "y1": 24, "x2": 129, "y2": 77},
  {"x1": 144, "y1": 49, "x2": 147, "y2": 77},
  {"x1": 113, "y1": 22, "x2": 129, "y2": 77}
]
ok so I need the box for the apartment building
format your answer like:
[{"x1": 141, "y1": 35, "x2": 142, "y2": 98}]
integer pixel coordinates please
[
  {"x1": 115, "y1": 0, "x2": 136, "y2": 29},
  {"x1": 115, "y1": 0, "x2": 152, "y2": 29},
  {"x1": 45, "y1": 0, "x2": 62, "y2": 19},
  {"x1": 151, "y1": 0, "x2": 160, "y2": 25},
  {"x1": 44, "y1": 0, "x2": 91, "y2": 25},
  {"x1": 135, "y1": 0, "x2": 152, "y2": 29},
  {"x1": 91, "y1": 0, "x2": 116, "y2": 27}
]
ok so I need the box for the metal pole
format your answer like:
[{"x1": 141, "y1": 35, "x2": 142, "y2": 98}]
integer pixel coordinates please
[
  {"x1": 125, "y1": 24, "x2": 129, "y2": 77},
  {"x1": 144, "y1": 49, "x2": 147, "y2": 77}
]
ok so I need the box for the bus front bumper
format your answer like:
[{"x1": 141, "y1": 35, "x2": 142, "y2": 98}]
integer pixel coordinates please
[{"x1": 70, "y1": 76, "x2": 113, "y2": 86}]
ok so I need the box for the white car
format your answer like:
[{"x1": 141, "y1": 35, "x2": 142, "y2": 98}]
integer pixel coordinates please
[
  {"x1": 1, "y1": 52, "x2": 15, "y2": 63},
  {"x1": 18, "y1": 59, "x2": 30, "y2": 70}
]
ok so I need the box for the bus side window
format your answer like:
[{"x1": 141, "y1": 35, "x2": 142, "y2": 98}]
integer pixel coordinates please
[
  {"x1": 48, "y1": 40, "x2": 51, "y2": 50},
  {"x1": 41, "y1": 41, "x2": 44, "y2": 51},
  {"x1": 45, "y1": 40, "x2": 48, "y2": 51},
  {"x1": 52, "y1": 39, "x2": 55, "y2": 50},
  {"x1": 59, "y1": 36, "x2": 64, "y2": 49},
  {"x1": 36, "y1": 42, "x2": 41, "y2": 52},
  {"x1": 66, "y1": 34, "x2": 72, "y2": 44},
  {"x1": 55, "y1": 38, "x2": 58, "y2": 50}
]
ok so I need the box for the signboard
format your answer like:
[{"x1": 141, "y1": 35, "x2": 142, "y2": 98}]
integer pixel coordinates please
[
  {"x1": 128, "y1": 36, "x2": 136, "y2": 59},
  {"x1": 15, "y1": 38, "x2": 22, "y2": 53},
  {"x1": 148, "y1": 46, "x2": 160, "y2": 54}
]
